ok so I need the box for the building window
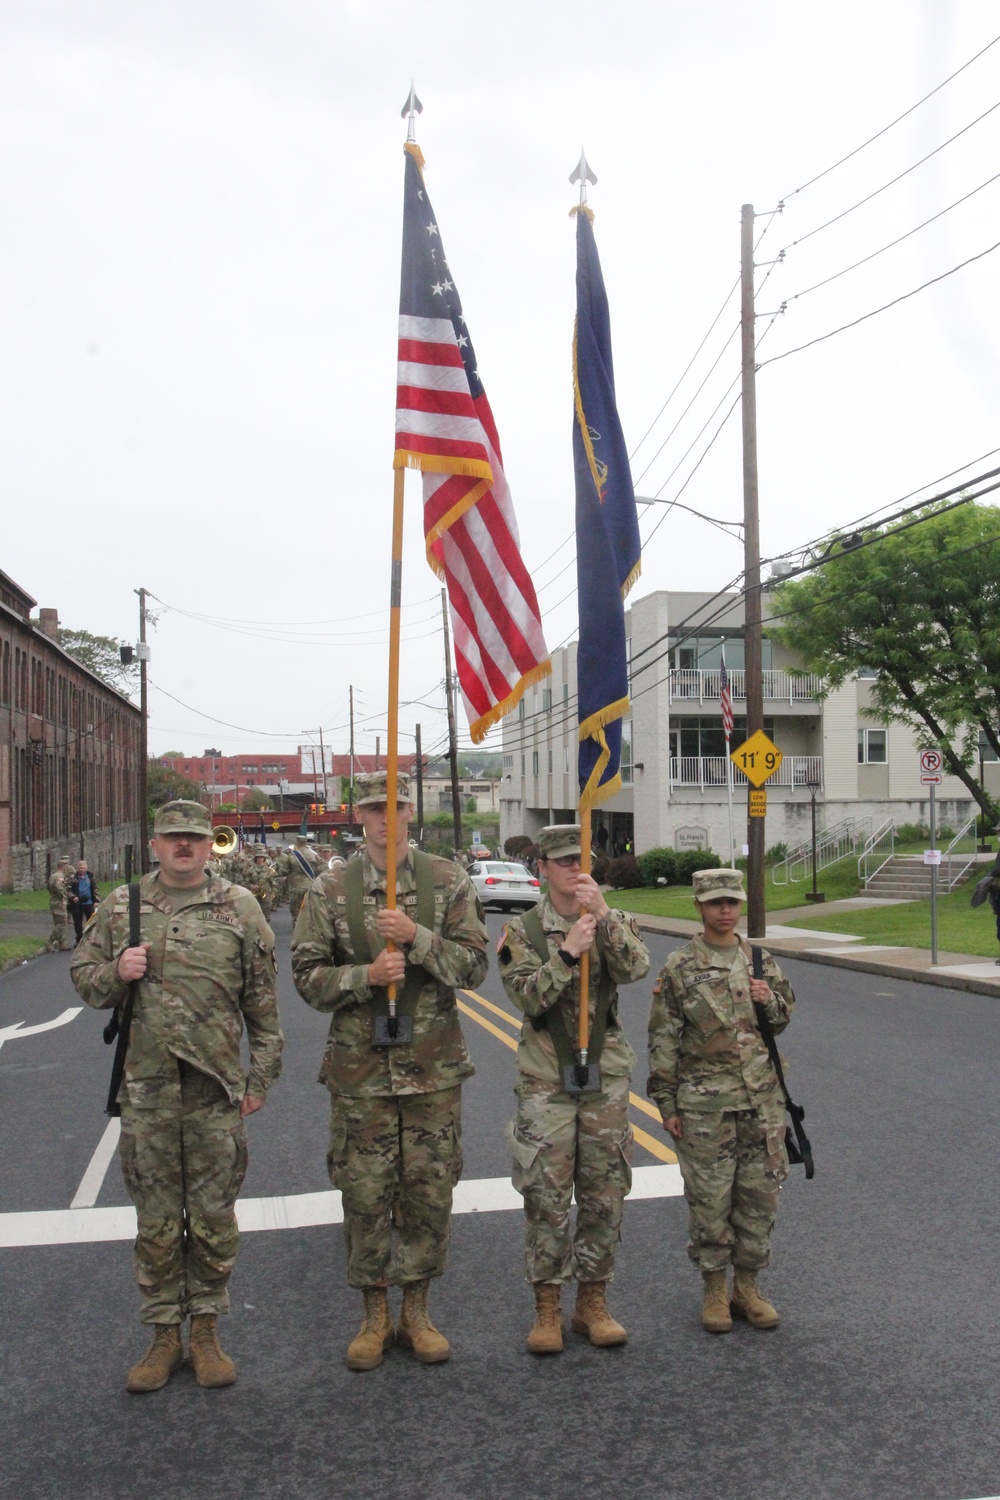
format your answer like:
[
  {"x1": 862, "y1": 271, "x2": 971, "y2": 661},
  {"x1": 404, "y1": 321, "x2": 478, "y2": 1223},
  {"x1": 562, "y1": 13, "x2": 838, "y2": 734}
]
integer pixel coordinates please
[
  {"x1": 518, "y1": 698, "x2": 525, "y2": 721},
  {"x1": 620, "y1": 719, "x2": 633, "y2": 784},
  {"x1": 858, "y1": 729, "x2": 887, "y2": 764},
  {"x1": 503, "y1": 754, "x2": 513, "y2": 769},
  {"x1": 542, "y1": 688, "x2": 552, "y2": 712},
  {"x1": 532, "y1": 751, "x2": 539, "y2": 775},
  {"x1": 520, "y1": 754, "x2": 525, "y2": 775},
  {"x1": 547, "y1": 749, "x2": 553, "y2": 773},
  {"x1": 563, "y1": 746, "x2": 569, "y2": 774},
  {"x1": 562, "y1": 683, "x2": 569, "y2": 705}
]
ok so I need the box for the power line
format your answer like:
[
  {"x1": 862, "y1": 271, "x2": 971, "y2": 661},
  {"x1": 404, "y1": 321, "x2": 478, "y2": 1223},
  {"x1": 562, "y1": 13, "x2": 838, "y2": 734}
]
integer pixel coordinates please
[
  {"x1": 778, "y1": 97, "x2": 1000, "y2": 255},
  {"x1": 628, "y1": 280, "x2": 740, "y2": 462},
  {"x1": 631, "y1": 324, "x2": 740, "y2": 487},
  {"x1": 786, "y1": 169, "x2": 1000, "y2": 305},
  {"x1": 759, "y1": 237, "x2": 1000, "y2": 369},
  {"x1": 782, "y1": 33, "x2": 1000, "y2": 203}
]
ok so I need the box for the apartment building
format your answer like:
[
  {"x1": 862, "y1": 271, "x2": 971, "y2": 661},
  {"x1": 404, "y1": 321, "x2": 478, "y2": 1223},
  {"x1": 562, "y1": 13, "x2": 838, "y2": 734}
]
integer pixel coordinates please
[{"x1": 500, "y1": 588, "x2": 982, "y2": 857}]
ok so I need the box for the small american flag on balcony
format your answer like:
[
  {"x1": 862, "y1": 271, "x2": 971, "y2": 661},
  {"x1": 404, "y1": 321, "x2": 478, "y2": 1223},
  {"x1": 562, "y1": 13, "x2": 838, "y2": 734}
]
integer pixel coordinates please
[{"x1": 720, "y1": 651, "x2": 734, "y2": 741}]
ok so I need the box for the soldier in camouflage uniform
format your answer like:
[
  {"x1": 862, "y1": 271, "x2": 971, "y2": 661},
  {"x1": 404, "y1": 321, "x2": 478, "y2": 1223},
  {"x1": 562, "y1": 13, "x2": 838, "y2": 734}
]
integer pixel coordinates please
[
  {"x1": 498, "y1": 825, "x2": 650, "y2": 1354},
  {"x1": 286, "y1": 834, "x2": 325, "y2": 923},
  {"x1": 292, "y1": 772, "x2": 488, "y2": 1371},
  {"x1": 647, "y1": 868, "x2": 794, "y2": 1334},
  {"x1": 71, "y1": 801, "x2": 283, "y2": 1393},
  {"x1": 45, "y1": 856, "x2": 73, "y2": 951},
  {"x1": 249, "y1": 847, "x2": 277, "y2": 919}
]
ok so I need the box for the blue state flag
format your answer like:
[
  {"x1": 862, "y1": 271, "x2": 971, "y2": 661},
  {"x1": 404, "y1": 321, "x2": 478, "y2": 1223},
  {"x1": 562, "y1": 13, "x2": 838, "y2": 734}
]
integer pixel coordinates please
[{"x1": 573, "y1": 207, "x2": 641, "y2": 809}]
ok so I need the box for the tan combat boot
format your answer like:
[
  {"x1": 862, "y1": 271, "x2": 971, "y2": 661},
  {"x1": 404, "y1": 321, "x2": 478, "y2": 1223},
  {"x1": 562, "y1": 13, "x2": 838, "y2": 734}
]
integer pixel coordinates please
[
  {"x1": 126, "y1": 1324, "x2": 184, "y2": 1393},
  {"x1": 701, "y1": 1270, "x2": 733, "y2": 1333},
  {"x1": 397, "y1": 1280, "x2": 450, "y2": 1364},
  {"x1": 731, "y1": 1267, "x2": 779, "y2": 1329},
  {"x1": 187, "y1": 1314, "x2": 237, "y2": 1387},
  {"x1": 527, "y1": 1283, "x2": 564, "y2": 1355},
  {"x1": 570, "y1": 1281, "x2": 627, "y2": 1347},
  {"x1": 346, "y1": 1287, "x2": 394, "y2": 1371}
]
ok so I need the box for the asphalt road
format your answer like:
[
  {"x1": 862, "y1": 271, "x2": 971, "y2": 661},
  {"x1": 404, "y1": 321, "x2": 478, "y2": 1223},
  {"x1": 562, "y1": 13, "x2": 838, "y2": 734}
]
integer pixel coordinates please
[{"x1": 2, "y1": 906, "x2": 999, "y2": 1500}]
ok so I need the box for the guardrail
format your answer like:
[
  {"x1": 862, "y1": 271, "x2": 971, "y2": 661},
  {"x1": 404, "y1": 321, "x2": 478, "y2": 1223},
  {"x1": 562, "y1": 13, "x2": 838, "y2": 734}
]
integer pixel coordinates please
[
  {"x1": 668, "y1": 669, "x2": 823, "y2": 704},
  {"x1": 670, "y1": 755, "x2": 823, "y2": 790},
  {"x1": 858, "y1": 818, "x2": 895, "y2": 887},
  {"x1": 772, "y1": 815, "x2": 873, "y2": 885}
]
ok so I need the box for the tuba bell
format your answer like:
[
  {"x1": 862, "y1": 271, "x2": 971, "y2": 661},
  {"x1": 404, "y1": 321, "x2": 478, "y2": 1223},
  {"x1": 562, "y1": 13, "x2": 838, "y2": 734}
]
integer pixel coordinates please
[{"x1": 212, "y1": 825, "x2": 238, "y2": 857}]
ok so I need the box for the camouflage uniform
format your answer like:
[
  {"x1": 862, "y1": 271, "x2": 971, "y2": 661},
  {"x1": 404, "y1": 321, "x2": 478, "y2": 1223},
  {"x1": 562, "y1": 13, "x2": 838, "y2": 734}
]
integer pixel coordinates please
[
  {"x1": 291, "y1": 847, "x2": 488, "y2": 1288},
  {"x1": 286, "y1": 841, "x2": 325, "y2": 923},
  {"x1": 648, "y1": 934, "x2": 794, "y2": 1272},
  {"x1": 71, "y1": 869, "x2": 283, "y2": 1325},
  {"x1": 249, "y1": 856, "x2": 277, "y2": 919},
  {"x1": 46, "y1": 862, "x2": 72, "y2": 951},
  {"x1": 499, "y1": 894, "x2": 650, "y2": 1284}
]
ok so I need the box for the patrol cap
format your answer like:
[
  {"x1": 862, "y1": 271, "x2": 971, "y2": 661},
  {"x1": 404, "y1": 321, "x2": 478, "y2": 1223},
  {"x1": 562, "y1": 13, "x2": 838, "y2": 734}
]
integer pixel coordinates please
[
  {"x1": 153, "y1": 800, "x2": 213, "y2": 838},
  {"x1": 537, "y1": 824, "x2": 582, "y2": 861},
  {"x1": 355, "y1": 771, "x2": 412, "y2": 806},
  {"x1": 57, "y1": 854, "x2": 72, "y2": 866},
  {"x1": 294, "y1": 832, "x2": 315, "y2": 843},
  {"x1": 692, "y1": 867, "x2": 746, "y2": 903},
  {"x1": 253, "y1": 847, "x2": 269, "y2": 859}
]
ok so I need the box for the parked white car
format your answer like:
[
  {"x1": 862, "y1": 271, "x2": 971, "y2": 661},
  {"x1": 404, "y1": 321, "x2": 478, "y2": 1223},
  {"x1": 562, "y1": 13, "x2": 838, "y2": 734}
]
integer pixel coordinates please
[{"x1": 468, "y1": 860, "x2": 540, "y2": 912}]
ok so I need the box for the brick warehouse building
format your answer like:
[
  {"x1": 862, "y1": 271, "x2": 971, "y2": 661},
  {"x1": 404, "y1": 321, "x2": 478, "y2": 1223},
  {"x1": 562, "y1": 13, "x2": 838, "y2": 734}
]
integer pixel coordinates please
[{"x1": 0, "y1": 567, "x2": 142, "y2": 891}]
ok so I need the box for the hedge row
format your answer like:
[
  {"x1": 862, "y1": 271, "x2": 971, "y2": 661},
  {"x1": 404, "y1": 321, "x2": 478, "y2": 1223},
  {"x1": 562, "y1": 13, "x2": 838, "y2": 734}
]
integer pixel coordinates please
[{"x1": 605, "y1": 847, "x2": 722, "y2": 890}]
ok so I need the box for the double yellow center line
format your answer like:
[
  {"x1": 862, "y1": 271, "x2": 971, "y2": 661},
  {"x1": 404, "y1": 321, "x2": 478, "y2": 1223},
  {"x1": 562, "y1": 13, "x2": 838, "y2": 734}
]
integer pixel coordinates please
[{"x1": 458, "y1": 989, "x2": 677, "y2": 1165}]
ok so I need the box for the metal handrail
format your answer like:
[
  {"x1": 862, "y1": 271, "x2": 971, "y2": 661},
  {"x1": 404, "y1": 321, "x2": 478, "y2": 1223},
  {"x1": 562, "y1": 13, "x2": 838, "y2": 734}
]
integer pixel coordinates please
[
  {"x1": 858, "y1": 818, "x2": 895, "y2": 887},
  {"x1": 943, "y1": 809, "x2": 978, "y2": 891},
  {"x1": 772, "y1": 815, "x2": 873, "y2": 886}
]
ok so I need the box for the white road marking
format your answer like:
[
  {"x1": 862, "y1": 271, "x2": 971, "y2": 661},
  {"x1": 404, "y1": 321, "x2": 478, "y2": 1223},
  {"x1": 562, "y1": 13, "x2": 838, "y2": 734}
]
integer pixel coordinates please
[
  {"x1": 0, "y1": 1164, "x2": 683, "y2": 1249},
  {"x1": 0, "y1": 1006, "x2": 84, "y2": 1052},
  {"x1": 70, "y1": 1118, "x2": 121, "y2": 1209}
]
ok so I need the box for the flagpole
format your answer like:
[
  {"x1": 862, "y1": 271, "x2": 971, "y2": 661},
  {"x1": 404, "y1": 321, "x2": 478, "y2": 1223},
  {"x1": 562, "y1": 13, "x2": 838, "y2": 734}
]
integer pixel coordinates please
[
  {"x1": 577, "y1": 804, "x2": 592, "y2": 1078},
  {"x1": 383, "y1": 468, "x2": 404, "y2": 1032}
]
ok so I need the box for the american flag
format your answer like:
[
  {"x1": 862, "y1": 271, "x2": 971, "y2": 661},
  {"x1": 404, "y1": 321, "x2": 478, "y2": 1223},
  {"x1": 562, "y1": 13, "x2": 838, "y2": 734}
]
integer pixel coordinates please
[
  {"x1": 720, "y1": 651, "x2": 734, "y2": 741},
  {"x1": 394, "y1": 144, "x2": 550, "y2": 741}
]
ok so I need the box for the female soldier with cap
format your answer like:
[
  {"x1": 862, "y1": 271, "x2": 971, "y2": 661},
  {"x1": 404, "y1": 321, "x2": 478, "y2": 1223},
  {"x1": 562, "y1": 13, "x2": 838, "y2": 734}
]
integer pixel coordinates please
[{"x1": 647, "y1": 867, "x2": 795, "y2": 1333}]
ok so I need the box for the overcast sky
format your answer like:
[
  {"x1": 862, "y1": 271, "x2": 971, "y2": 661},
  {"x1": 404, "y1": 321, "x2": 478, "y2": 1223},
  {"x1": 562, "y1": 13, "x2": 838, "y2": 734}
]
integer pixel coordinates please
[{"x1": 3, "y1": 0, "x2": 998, "y2": 767}]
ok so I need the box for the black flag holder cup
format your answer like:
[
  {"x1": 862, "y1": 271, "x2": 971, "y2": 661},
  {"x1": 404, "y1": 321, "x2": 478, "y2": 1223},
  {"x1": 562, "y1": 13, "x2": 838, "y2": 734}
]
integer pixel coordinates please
[
  {"x1": 564, "y1": 1057, "x2": 601, "y2": 1095},
  {"x1": 373, "y1": 1012, "x2": 413, "y2": 1048}
]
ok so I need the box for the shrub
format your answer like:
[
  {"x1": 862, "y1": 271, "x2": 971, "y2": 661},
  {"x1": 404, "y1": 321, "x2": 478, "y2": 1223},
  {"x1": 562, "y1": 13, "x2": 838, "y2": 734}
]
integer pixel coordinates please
[
  {"x1": 638, "y1": 847, "x2": 676, "y2": 886},
  {"x1": 591, "y1": 853, "x2": 609, "y2": 885},
  {"x1": 765, "y1": 842, "x2": 788, "y2": 866},
  {"x1": 504, "y1": 835, "x2": 533, "y2": 858},
  {"x1": 673, "y1": 849, "x2": 722, "y2": 885},
  {"x1": 607, "y1": 854, "x2": 644, "y2": 889}
]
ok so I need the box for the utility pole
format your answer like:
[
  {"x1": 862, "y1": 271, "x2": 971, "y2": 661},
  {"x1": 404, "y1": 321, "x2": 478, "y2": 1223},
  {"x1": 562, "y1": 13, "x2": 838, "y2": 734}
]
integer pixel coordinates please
[
  {"x1": 741, "y1": 203, "x2": 765, "y2": 938},
  {"x1": 348, "y1": 684, "x2": 355, "y2": 827},
  {"x1": 318, "y1": 725, "x2": 329, "y2": 805},
  {"x1": 135, "y1": 587, "x2": 150, "y2": 873},
  {"x1": 415, "y1": 722, "x2": 424, "y2": 845},
  {"x1": 440, "y1": 588, "x2": 463, "y2": 852}
]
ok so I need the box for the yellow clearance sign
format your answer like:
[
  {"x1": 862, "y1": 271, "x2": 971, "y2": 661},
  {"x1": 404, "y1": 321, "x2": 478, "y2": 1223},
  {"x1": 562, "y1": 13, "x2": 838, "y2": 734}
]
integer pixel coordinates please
[
  {"x1": 749, "y1": 789, "x2": 767, "y2": 817},
  {"x1": 730, "y1": 730, "x2": 782, "y2": 789}
]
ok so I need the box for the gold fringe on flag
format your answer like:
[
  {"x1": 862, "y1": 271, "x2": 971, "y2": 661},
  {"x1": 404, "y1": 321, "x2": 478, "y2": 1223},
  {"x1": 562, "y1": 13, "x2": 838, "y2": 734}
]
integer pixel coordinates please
[
  {"x1": 403, "y1": 140, "x2": 426, "y2": 171},
  {"x1": 467, "y1": 658, "x2": 552, "y2": 745}
]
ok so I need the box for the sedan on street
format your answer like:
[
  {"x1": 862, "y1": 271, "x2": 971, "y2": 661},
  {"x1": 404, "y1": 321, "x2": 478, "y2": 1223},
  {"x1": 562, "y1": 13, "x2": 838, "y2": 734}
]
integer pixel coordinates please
[{"x1": 469, "y1": 860, "x2": 540, "y2": 912}]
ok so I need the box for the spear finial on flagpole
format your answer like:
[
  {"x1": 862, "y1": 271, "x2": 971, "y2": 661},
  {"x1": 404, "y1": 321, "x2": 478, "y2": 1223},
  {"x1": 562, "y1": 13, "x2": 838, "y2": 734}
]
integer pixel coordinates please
[
  {"x1": 569, "y1": 148, "x2": 597, "y2": 207},
  {"x1": 401, "y1": 81, "x2": 423, "y2": 142}
]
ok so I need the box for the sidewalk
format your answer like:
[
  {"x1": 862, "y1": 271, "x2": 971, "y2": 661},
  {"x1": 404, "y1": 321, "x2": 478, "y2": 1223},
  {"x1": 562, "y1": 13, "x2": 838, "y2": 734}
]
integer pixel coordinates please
[{"x1": 633, "y1": 895, "x2": 1000, "y2": 997}]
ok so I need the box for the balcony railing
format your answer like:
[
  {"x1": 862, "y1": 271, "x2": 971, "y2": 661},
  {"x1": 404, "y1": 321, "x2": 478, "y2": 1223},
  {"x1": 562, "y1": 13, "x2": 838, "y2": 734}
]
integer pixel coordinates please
[
  {"x1": 668, "y1": 668, "x2": 823, "y2": 704},
  {"x1": 669, "y1": 755, "x2": 823, "y2": 790}
]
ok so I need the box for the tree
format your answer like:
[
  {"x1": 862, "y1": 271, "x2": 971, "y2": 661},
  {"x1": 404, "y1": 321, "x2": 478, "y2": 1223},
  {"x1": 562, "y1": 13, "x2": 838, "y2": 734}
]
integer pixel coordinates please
[
  {"x1": 146, "y1": 762, "x2": 204, "y2": 826},
  {"x1": 58, "y1": 628, "x2": 139, "y2": 695},
  {"x1": 769, "y1": 500, "x2": 1000, "y2": 818},
  {"x1": 240, "y1": 788, "x2": 273, "y2": 811}
]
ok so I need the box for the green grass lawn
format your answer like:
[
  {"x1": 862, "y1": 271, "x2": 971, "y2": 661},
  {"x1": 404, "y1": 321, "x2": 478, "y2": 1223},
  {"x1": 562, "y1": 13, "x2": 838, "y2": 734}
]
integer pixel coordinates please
[
  {"x1": 783, "y1": 881, "x2": 998, "y2": 957},
  {"x1": 0, "y1": 889, "x2": 51, "y2": 911},
  {"x1": 0, "y1": 936, "x2": 47, "y2": 966},
  {"x1": 613, "y1": 852, "x2": 864, "y2": 920}
]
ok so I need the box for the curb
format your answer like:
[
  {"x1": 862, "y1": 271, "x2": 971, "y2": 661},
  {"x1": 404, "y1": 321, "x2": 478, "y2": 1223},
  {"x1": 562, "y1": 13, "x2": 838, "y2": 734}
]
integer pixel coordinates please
[{"x1": 632, "y1": 916, "x2": 1000, "y2": 999}]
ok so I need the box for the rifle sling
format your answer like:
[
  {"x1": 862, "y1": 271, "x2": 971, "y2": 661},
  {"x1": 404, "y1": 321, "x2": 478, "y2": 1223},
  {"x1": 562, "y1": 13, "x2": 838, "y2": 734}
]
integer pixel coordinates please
[
  {"x1": 748, "y1": 942, "x2": 814, "y2": 1178},
  {"x1": 106, "y1": 881, "x2": 141, "y2": 1117},
  {"x1": 520, "y1": 905, "x2": 616, "y2": 1074},
  {"x1": 344, "y1": 852, "x2": 436, "y2": 1019}
]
